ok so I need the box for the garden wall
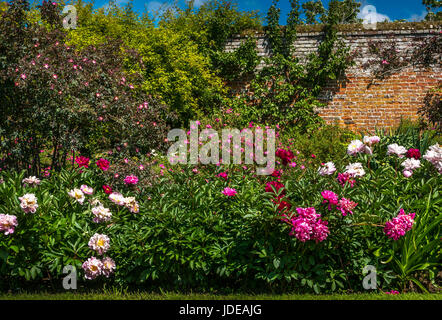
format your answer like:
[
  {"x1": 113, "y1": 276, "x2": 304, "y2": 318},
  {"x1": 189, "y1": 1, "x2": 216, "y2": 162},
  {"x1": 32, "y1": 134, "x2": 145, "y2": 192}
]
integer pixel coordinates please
[{"x1": 225, "y1": 27, "x2": 442, "y2": 131}]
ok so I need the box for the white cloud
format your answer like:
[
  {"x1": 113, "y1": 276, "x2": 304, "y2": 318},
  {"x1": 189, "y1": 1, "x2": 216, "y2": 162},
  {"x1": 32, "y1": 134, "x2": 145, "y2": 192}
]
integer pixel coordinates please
[
  {"x1": 357, "y1": 5, "x2": 390, "y2": 23},
  {"x1": 193, "y1": 0, "x2": 207, "y2": 8},
  {"x1": 408, "y1": 10, "x2": 427, "y2": 22},
  {"x1": 101, "y1": 0, "x2": 128, "y2": 11},
  {"x1": 145, "y1": 1, "x2": 173, "y2": 15}
]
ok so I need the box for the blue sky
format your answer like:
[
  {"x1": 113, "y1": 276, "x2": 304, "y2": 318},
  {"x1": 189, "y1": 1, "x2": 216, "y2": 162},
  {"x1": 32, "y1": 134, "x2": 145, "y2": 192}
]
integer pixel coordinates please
[{"x1": 91, "y1": 0, "x2": 435, "y2": 23}]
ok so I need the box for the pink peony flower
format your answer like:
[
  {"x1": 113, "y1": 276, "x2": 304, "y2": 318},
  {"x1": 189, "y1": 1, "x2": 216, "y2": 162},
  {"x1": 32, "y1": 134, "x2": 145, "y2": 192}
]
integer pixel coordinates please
[
  {"x1": 22, "y1": 176, "x2": 41, "y2": 187},
  {"x1": 19, "y1": 194, "x2": 38, "y2": 213},
  {"x1": 82, "y1": 256, "x2": 103, "y2": 280},
  {"x1": 222, "y1": 187, "x2": 237, "y2": 197},
  {"x1": 123, "y1": 197, "x2": 139, "y2": 213},
  {"x1": 337, "y1": 198, "x2": 358, "y2": 216},
  {"x1": 88, "y1": 233, "x2": 110, "y2": 255},
  {"x1": 109, "y1": 192, "x2": 126, "y2": 206},
  {"x1": 91, "y1": 205, "x2": 112, "y2": 223},
  {"x1": 80, "y1": 185, "x2": 94, "y2": 195},
  {"x1": 0, "y1": 214, "x2": 18, "y2": 235},
  {"x1": 68, "y1": 189, "x2": 85, "y2": 204},
  {"x1": 101, "y1": 257, "x2": 116, "y2": 277},
  {"x1": 347, "y1": 140, "x2": 364, "y2": 156},
  {"x1": 387, "y1": 144, "x2": 407, "y2": 158},
  {"x1": 318, "y1": 162, "x2": 336, "y2": 176}
]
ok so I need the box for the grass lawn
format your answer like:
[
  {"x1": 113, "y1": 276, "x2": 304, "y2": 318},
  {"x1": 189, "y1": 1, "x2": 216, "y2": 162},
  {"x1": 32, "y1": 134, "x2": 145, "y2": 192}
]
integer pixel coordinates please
[{"x1": 0, "y1": 291, "x2": 441, "y2": 300}]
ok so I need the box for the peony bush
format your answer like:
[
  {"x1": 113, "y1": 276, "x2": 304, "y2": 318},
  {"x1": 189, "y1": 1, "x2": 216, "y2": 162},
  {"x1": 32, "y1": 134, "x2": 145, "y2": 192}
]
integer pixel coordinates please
[{"x1": 0, "y1": 130, "x2": 440, "y2": 293}]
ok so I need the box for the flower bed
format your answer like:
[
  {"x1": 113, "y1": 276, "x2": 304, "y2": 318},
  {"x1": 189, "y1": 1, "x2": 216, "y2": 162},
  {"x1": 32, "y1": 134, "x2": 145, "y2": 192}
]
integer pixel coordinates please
[{"x1": 0, "y1": 131, "x2": 440, "y2": 294}]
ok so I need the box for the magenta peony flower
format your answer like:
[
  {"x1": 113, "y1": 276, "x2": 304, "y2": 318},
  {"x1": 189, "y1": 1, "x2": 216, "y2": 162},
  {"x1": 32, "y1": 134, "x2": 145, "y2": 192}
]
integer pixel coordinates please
[
  {"x1": 384, "y1": 209, "x2": 415, "y2": 240},
  {"x1": 124, "y1": 175, "x2": 138, "y2": 185},
  {"x1": 321, "y1": 190, "x2": 339, "y2": 210},
  {"x1": 289, "y1": 207, "x2": 329, "y2": 243},
  {"x1": 217, "y1": 172, "x2": 228, "y2": 180},
  {"x1": 337, "y1": 172, "x2": 356, "y2": 188}
]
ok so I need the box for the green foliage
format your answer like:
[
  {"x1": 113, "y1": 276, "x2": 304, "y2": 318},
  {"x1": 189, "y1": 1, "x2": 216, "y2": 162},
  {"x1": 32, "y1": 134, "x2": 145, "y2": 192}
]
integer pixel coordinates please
[
  {"x1": 67, "y1": 1, "x2": 229, "y2": 124},
  {"x1": 211, "y1": 37, "x2": 260, "y2": 81},
  {"x1": 419, "y1": 85, "x2": 442, "y2": 132},
  {"x1": 283, "y1": 125, "x2": 357, "y2": 163},
  {"x1": 302, "y1": 0, "x2": 325, "y2": 25},
  {"x1": 423, "y1": 0, "x2": 442, "y2": 21},
  {"x1": 226, "y1": 0, "x2": 355, "y2": 132}
]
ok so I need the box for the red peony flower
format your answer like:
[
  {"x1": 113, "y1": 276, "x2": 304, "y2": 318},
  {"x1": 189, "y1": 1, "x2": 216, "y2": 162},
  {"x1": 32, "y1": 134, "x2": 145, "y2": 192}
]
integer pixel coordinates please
[
  {"x1": 102, "y1": 185, "x2": 112, "y2": 194},
  {"x1": 75, "y1": 156, "x2": 90, "y2": 168},
  {"x1": 96, "y1": 158, "x2": 110, "y2": 171},
  {"x1": 265, "y1": 181, "x2": 285, "y2": 195},
  {"x1": 271, "y1": 170, "x2": 281, "y2": 178},
  {"x1": 276, "y1": 148, "x2": 295, "y2": 165},
  {"x1": 406, "y1": 148, "x2": 421, "y2": 160}
]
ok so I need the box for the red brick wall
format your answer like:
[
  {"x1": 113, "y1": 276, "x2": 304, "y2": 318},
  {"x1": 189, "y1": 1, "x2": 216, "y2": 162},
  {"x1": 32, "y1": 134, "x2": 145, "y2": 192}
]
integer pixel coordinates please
[
  {"x1": 317, "y1": 69, "x2": 441, "y2": 131},
  {"x1": 225, "y1": 28, "x2": 442, "y2": 132}
]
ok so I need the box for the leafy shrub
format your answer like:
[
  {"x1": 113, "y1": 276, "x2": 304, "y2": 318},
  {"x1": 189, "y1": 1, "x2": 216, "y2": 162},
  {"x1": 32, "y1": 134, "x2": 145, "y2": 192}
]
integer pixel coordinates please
[{"x1": 0, "y1": 0, "x2": 173, "y2": 175}]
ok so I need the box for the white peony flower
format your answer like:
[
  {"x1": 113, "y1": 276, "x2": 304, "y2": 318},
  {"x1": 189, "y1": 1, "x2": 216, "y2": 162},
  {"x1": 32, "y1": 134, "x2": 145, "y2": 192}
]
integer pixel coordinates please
[
  {"x1": 318, "y1": 162, "x2": 336, "y2": 176},
  {"x1": 345, "y1": 162, "x2": 365, "y2": 177},
  {"x1": 347, "y1": 140, "x2": 364, "y2": 156},
  {"x1": 387, "y1": 143, "x2": 407, "y2": 158}
]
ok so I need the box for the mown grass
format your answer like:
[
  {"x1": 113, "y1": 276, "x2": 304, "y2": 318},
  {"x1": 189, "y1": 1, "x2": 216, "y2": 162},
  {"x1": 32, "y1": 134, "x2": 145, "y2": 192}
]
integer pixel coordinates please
[{"x1": 0, "y1": 291, "x2": 440, "y2": 300}]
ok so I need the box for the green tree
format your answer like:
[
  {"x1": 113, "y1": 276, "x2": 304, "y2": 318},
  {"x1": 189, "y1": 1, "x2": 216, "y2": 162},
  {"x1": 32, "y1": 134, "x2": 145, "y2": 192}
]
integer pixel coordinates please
[
  {"x1": 302, "y1": 0, "x2": 325, "y2": 25},
  {"x1": 321, "y1": 0, "x2": 361, "y2": 24},
  {"x1": 423, "y1": 0, "x2": 442, "y2": 21}
]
